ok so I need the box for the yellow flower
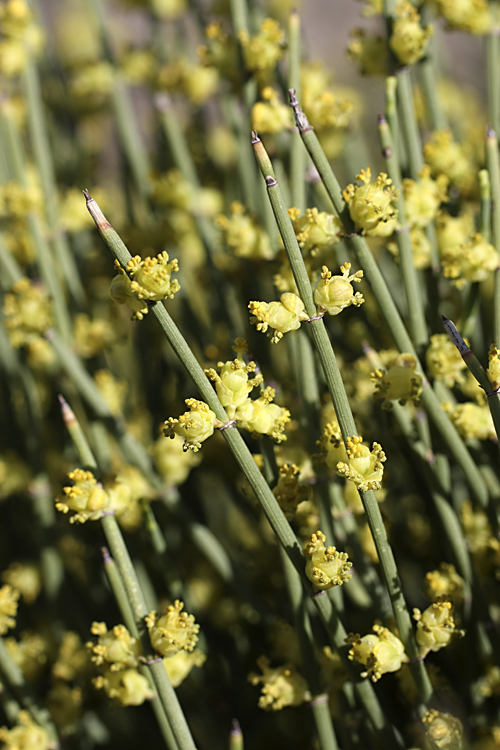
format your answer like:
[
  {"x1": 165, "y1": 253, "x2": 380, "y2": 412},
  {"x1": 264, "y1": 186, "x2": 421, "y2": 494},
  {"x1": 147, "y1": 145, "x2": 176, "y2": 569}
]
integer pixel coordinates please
[
  {"x1": 414, "y1": 600, "x2": 464, "y2": 658},
  {"x1": 216, "y1": 202, "x2": 273, "y2": 260},
  {"x1": 314, "y1": 263, "x2": 364, "y2": 316},
  {"x1": 303, "y1": 530, "x2": 352, "y2": 590},
  {"x1": 5, "y1": 630, "x2": 48, "y2": 681},
  {"x1": 447, "y1": 402, "x2": 495, "y2": 441},
  {"x1": 73, "y1": 313, "x2": 119, "y2": 358},
  {"x1": 389, "y1": 1, "x2": 433, "y2": 66},
  {"x1": 110, "y1": 252, "x2": 180, "y2": 320},
  {"x1": 387, "y1": 226, "x2": 432, "y2": 270},
  {"x1": 403, "y1": 165, "x2": 449, "y2": 229},
  {"x1": 372, "y1": 353, "x2": 423, "y2": 409},
  {"x1": 1, "y1": 562, "x2": 41, "y2": 604},
  {"x1": 248, "y1": 655, "x2": 310, "y2": 710},
  {"x1": 235, "y1": 388, "x2": 290, "y2": 443},
  {"x1": 426, "y1": 333, "x2": 467, "y2": 387},
  {"x1": 94, "y1": 668, "x2": 155, "y2": 706},
  {"x1": 205, "y1": 349, "x2": 263, "y2": 420},
  {"x1": 249, "y1": 293, "x2": 310, "y2": 343},
  {"x1": 440, "y1": 233, "x2": 498, "y2": 288},
  {"x1": 346, "y1": 624, "x2": 408, "y2": 681},
  {"x1": 55, "y1": 469, "x2": 111, "y2": 524},
  {"x1": 146, "y1": 600, "x2": 200, "y2": 657},
  {"x1": 2, "y1": 277, "x2": 53, "y2": 348},
  {"x1": 424, "y1": 564, "x2": 464, "y2": 607},
  {"x1": 347, "y1": 29, "x2": 389, "y2": 76},
  {"x1": 163, "y1": 648, "x2": 206, "y2": 687},
  {"x1": 343, "y1": 168, "x2": 398, "y2": 234},
  {"x1": 0, "y1": 585, "x2": 20, "y2": 635},
  {"x1": 424, "y1": 130, "x2": 476, "y2": 195},
  {"x1": 152, "y1": 433, "x2": 202, "y2": 486},
  {"x1": 336, "y1": 436, "x2": 386, "y2": 491},
  {"x1": 272, "y1": 464, "x2": 311, "y2": 519},
  {"x1": 422, "y1": 710, "x2": 463, "y2": 750},
  {"x1": 288, "y1": 207, "x2": 343, "y2": 257},
  {"x1": 487, "y1": 344, "x2": 500, "y2": 391},
  {"x1": 430, "y1": 0, "x2": 493, "y2": 35},
  {"x1": 251, "y1": 87, "x2": 293, "y2": 134},
  {"x1": 87, "y1": 622, "x2": 142, "y2": 671},
  {"x1": 238, "y1": 18, "x2": 285, "y2": 73},
  {"x1": 164, "y1": 398, "x2": 217, "y2": 452},
  {"x1": 0, "y1": 710, "x2": 53, "y2": 750}
]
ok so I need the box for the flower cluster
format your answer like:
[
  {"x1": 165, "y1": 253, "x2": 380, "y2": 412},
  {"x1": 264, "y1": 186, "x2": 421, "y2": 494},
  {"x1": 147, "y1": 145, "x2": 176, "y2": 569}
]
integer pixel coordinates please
[
  {"x1": 343, "y1": 169, "x2": 398, "y2": 235},
  {"x1": 336, "y1": 436, "x2": 386, "y2": 491},
  {"x1": 346, "y1": 625, "x2": 408, "y2": 682},
  {"x1": 272, "y1": 464, "x2": 311, "y2": 519},
  {"x1": 249, "y1": 293, "x2": 310, "y2": 343},
  {"x1": 109, "y1": 252, "x2": 180, "y2": 320},
  {"x1": 146, "y1": 600, "x2": 199, "y2": 657},
  {"x1": 422, "y1": 710, "x2": 464, "y2": 750},
  {"x1": 389, "y1": 1, "x2": 433, "y2": 66},
  {"x1": 371, "y1": 353, "x2": 423, "y2": 410},
  {"x1": 164, "y1": 398, "x2": 217, "y2": 452},
  {"x1": 248, "y1": 656, "x2": 310, "y2": 711},
  {"x1": 238, "y1": 18, "x2": 285, "y2": 74},
  {"x1": 303, "y1": 530, "x2": 352, "y2": 590},
  {"x1": 55, "y1": 469, "x2": 111, "y2": 524},
  {"x1": 251, "y1": 86, "x2": 293, "y2": 134},
  {"x1": 0, "y1": 0, "x2": 44, "y2": 76},
  {"x1": 204, "y1": 342, "x2": 263, "y2": 420},
  {"x1": 288, "y1": 207, "x2": 343, "y2": 257},
  {"x1": 2, "y1": 278, "x2": 54, "y2": 348},
  {"x1": 314, "y1": 263, "x2": 365, "y2": 316},
  {"x1": 413, "y1": 599, "x2": 464, "y2": 658},
  {"x1": 217, "y1": 202, "x2": 273, "y2": 260}
]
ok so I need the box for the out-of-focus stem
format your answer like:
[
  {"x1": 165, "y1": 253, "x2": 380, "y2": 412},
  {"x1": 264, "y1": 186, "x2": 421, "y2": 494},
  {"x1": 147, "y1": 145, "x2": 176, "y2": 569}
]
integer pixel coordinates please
[
  {"x1": 480, "y1": 169, "x2": 491, "y2": 241},
  {"x1": 395, "y1": 68, "x2": 423, "y2": 179},
  {"x1": 486, "y1": 128, "x2": 500, "y2": 345},
  {"x1": 22, "y1": 56, "x2": 86, "y2": 308},
  {"x1": 378, "y1": 114, "x2": 427, "y2": 352},
  {"x1": 288, "y1": 10, "x2": 306, "y2": 212}
]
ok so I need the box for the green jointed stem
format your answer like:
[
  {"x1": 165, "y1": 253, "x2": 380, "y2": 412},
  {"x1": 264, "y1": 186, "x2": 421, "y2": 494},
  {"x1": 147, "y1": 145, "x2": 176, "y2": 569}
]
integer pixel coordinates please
[
  {"x1": 84, "y1": 190, "x2": 400, "y2": 742},
  {"x1": 288, "y1": 10, "x2": 306, "y2": 212},
  {"x1": 251, "y1": 133, "x2": 432, "y2": 702},
  {"x1": 378, "y1": 114, "x2": 427, "y2": 351},
  {"x1": 289, "y1": 92, "x2": 490, "y2": 510},
  {"x1": 486, "y1": 128, "x2": 500, "y2": 346}
]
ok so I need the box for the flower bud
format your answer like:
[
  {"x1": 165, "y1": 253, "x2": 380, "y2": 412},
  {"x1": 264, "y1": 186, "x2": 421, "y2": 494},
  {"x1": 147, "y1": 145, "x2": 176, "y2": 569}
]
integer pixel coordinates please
[
  {"x1": 249, "y1": 293, "x2": 309, "y2": 343},
  {"x1": 87, "y1": 622, "x2": 142, "y2": 671},
  {"x1": 414, "y1": 600, "x2": 464, "y2": 658},
  {"x1": 389, "y1": 1, "x2": 433, "y2": 66}
]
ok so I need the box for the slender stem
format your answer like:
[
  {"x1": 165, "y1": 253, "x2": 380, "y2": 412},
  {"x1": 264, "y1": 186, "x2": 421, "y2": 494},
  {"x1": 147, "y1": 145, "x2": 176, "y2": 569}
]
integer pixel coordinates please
[
  {"x1": 385, "y1": 77, "x2": 401, "y2": 167},
  {"x1": 289, "y1": 93, "x2": 490, "y2": 509},
  {"x1": 22, "y1": 56, "x2": 86, "y2": 308},
  {"x1": 378, "y1": 114, "x2": 428, "y2": 352},
  {"x1": 288, "y1": 10, "x2": 306, "y2": 212},
  {"x1": 417, "y1": 5, "x2": 447, "y2": 132},
  {"x1": 487, "y1": 30, "x2": 500, "y2": 139},
  {"x1": 396, "y1": 68, "x2": 423, "y2": 179},
  {"x1": 0, "y1": 96, "x2": 73, "y2": 341},
  {"x1": 251, "y1": 133, "x2": 432, "y2": 702},
  {"x1": 486, "y1": 128, "x2": 500, "y2": 346},
  {"x1": 480, "y1": 169, "x2": 491, "y2": 241}
]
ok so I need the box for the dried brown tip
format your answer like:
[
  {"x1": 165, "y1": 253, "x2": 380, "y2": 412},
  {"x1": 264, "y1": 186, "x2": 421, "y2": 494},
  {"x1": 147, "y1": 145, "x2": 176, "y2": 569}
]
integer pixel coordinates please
[
  {"x1": 251, "y1": 130, "x2": 260, "y2": 144},
  {"x1": 58, "y1": 394, "x2": 77, "y2": 426},
  {"x1": 83, "y1": 190, "x2": 111, "y2": 231},
  {"x1": 230, "y1": 719, "x2": 242, "y2": 738},
  {"x1": 101, "y1": 547, "x2": 112, "y2": 564},
  {"x1": 487, "y1": 125, "x2": 496, "y2": 139},
  {"x1": 265, "y1": 175, "x2": 277, "y2": 187}
]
